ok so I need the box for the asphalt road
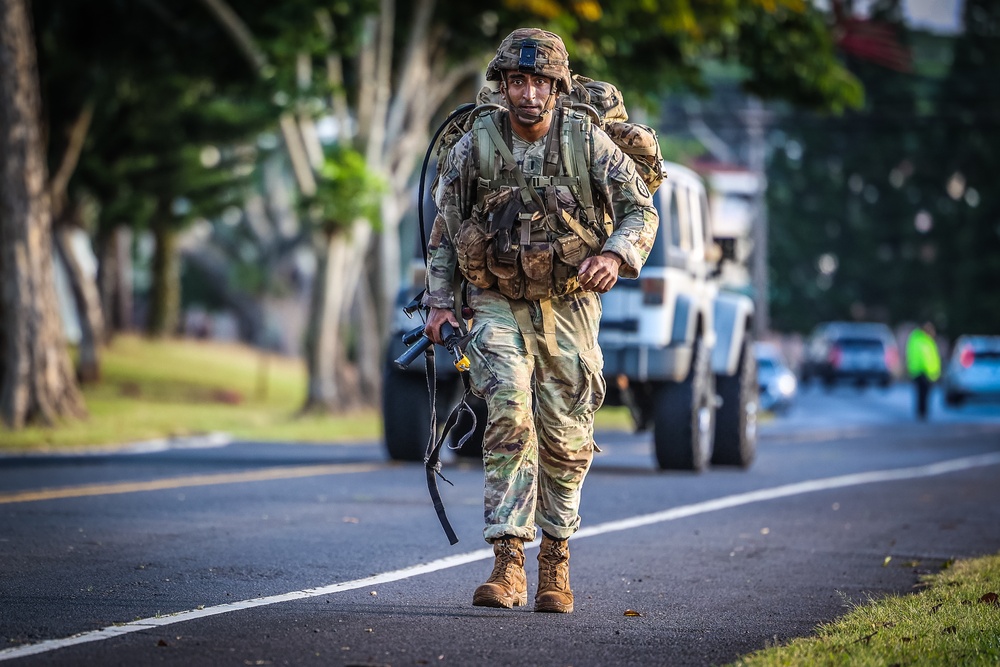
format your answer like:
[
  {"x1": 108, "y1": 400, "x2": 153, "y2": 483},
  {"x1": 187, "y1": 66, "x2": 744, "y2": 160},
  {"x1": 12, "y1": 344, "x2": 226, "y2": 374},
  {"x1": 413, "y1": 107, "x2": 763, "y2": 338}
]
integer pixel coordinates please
[{"x1": 1, "y1": 383, "x2": 999, "y2": 666}]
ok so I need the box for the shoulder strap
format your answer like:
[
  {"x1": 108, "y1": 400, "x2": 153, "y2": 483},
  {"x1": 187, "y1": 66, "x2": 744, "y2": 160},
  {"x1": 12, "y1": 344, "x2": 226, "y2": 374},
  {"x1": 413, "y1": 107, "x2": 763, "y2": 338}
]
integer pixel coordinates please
[
  {"x1": 478, "y1": 112, "x2": 547, "y2": 211},
  {"x1": 560, "y1": 110, "x2": 600, "y2": 230}
]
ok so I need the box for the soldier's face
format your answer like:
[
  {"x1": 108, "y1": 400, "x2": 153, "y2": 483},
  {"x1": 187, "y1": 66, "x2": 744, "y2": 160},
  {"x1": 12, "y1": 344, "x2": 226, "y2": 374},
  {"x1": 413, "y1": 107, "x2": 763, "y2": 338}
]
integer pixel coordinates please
[{"x1": 503, "y1": 72, "x2": 555, "y2": 128}]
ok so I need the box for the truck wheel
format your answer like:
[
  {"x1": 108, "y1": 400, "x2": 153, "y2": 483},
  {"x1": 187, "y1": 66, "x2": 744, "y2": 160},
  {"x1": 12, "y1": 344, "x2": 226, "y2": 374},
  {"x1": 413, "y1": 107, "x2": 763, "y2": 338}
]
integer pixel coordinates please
[
  {"x1": 382, "y1": 362, "x2": 435, "y2": 462},
  {"x1": 653, "y1": 341, "x2": 716, "y2": 471},
  {"x1": 712, "y1": 338, "x2": 758, "y2": 468}
]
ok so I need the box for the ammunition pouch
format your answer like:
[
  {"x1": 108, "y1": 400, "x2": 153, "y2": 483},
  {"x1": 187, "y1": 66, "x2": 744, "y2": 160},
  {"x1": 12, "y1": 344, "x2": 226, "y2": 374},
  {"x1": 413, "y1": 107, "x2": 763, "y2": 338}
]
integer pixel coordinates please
[{"x1": 456, "y1": 188, "x2": 599, "y2": 301}]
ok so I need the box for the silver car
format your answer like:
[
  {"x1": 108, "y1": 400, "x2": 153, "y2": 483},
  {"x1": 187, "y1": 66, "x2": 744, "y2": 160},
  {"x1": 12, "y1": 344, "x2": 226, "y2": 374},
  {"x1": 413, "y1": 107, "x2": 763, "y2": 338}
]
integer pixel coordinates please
[
  {"x1": 943, "y1": 335, "x2": 1000, "y2": 407},
  {"x1": 800, "y1": 321, "x2": 899, "y2": 388},
  {"x1": 755, "y1": 342, "x2": 797, "y2": 414}
]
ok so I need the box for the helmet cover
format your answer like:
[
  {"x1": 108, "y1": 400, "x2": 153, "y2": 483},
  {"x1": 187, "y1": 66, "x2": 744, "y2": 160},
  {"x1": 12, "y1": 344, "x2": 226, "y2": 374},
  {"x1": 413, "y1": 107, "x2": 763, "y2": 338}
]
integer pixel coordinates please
[{"x1": 486, "y1": 28, "x2": 572, "y2": 95}]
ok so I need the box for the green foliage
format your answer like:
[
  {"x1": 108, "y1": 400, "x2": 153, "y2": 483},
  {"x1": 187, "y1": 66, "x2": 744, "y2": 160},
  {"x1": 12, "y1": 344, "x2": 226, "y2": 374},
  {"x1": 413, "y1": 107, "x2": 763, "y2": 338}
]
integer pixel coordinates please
[
  {"x1": 306, "y1": 144, "x2": 386, "y2": 234},
  {"x1": 767, "y1": 4, "x2": 1000, "y2": 336},
  {"x1": 33, "y1": 0, "x2": 305, "y2": 227},
  {"x1": 921, "y1": 0, "x2": 1000, "y2": 336},
  {"x1": 733, "y1": 3, "x2": 864, "y2": 112},
  {"x1": 492, "y1": 0, "x2": 861, "y2": 114},
  {"x1": 32, "y1": 0, "x2": 860, "y2": 238}
]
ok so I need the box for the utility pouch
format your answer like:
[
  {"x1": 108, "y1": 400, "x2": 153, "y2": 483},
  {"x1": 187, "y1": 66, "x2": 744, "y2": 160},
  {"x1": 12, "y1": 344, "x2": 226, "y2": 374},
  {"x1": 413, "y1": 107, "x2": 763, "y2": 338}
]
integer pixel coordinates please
[
  {"x1": 492, "y1": 267, "x2": 524, "y2": 300},
  {"x1": 521, "y1": 240, "x2": 553, "y2": 301},
  {"x1": 521, "y1": 241, "x2": 553, "y2": 281},
  {"x1": 554, "y1": 233, "x2": 590, "y2": 267},
  {"x1": 487, "y1": 246, "x2": 520, "y2": 280},
  {"x1": 456, "y1": 219, "x2": 495, "y2": 289}
]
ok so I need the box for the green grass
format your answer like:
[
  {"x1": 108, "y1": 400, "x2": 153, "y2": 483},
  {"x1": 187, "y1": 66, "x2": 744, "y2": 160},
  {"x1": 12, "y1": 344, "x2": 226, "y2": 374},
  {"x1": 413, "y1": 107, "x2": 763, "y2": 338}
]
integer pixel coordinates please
[
  {"x1": 0, "y1": 334, "x2": 634, "y2": 452},
  {"x1": 730, "y1": 554, "x2": 1000, "y2": 666},
  {"x1": 0, "y1": 335, "x2": 381, "y2": 451}
]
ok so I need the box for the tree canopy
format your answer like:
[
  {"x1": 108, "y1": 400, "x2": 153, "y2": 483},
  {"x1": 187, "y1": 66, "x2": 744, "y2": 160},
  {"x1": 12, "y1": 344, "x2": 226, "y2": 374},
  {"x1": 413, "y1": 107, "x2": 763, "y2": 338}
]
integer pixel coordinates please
[{"x1": 767, "y1": 0, "x2": 1000, "y2": 337}]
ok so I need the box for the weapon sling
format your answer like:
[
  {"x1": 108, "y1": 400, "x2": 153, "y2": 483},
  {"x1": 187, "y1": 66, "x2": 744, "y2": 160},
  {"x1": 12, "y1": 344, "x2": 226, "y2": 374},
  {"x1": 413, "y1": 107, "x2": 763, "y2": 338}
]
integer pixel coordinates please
[{"x1": 421, "y1": 343, "x2": 478, "y2": 545}]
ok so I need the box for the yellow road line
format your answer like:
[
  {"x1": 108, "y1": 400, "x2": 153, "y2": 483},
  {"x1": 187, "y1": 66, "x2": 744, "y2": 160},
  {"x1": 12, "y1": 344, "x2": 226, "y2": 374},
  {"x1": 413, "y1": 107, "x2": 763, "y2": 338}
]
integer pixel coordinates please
[{"x1": 0, "y1": 462, "x2": 383, "y2": 504}]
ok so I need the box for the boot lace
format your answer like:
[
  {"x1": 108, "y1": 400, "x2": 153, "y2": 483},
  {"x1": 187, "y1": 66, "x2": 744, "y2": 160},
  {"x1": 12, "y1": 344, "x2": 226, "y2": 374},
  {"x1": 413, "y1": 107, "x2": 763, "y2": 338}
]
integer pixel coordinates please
[
  {"x1": 540, "y1": 542, "x2": 569, "y2": 591},
  {"x1": 489, "y1": 540, "x2": 522, "y2": 581}
]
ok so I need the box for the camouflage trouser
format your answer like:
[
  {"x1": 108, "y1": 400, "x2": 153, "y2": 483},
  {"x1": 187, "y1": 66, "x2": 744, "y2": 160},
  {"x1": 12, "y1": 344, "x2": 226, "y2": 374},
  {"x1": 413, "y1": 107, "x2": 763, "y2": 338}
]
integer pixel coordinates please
[{"x1": 466, "y1": 287, "x2": 607, "y2": 543}]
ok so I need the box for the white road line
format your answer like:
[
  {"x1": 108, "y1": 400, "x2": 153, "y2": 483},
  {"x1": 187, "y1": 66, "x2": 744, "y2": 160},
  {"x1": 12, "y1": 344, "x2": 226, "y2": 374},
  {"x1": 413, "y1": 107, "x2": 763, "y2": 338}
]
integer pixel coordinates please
[{"x1": 3, "y1": 451, "x2": 1000, "y2": 662}]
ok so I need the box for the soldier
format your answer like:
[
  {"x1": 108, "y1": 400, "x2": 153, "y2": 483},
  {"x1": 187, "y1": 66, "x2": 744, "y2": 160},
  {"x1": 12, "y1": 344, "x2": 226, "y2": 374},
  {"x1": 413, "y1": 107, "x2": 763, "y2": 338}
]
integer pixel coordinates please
[{"x1": 422, "y1": 28, "x2": 658, "y2": 613}]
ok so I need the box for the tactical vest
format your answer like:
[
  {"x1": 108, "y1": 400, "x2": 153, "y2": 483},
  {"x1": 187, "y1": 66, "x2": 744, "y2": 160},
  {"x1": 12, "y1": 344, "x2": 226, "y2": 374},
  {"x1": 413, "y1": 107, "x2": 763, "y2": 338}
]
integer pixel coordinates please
[{"x1": 455, "y1": 107, "x2": 606, "y2": 301}]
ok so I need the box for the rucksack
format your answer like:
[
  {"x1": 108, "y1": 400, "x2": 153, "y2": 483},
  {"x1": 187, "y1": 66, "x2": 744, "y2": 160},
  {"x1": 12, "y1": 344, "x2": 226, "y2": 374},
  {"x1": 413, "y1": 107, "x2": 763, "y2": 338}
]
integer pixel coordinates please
[{"x1": 425, "y1": 75, "x2": 664, "y2": 226}]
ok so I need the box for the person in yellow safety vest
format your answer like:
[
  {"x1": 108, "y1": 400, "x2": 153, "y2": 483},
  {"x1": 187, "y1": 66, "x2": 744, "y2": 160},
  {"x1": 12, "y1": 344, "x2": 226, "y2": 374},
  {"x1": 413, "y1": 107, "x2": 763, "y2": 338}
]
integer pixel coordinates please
[{"x1": 906, "y1": 322, "x2": 941, "y2": 420}]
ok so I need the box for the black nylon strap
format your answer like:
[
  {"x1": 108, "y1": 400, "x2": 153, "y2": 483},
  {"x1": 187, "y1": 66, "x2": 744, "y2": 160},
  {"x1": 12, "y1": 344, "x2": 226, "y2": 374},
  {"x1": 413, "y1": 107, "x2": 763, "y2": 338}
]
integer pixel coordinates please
[{"x1": 421, "y1": 347, "x2": 478, "y2": 546}]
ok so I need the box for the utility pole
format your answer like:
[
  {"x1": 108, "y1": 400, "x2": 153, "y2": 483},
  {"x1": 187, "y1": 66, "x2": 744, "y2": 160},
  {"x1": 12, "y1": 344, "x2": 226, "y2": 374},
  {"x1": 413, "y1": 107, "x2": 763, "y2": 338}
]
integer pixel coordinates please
[{"x1": 739, "y1": 97, "x2": 772, "y2": 339}]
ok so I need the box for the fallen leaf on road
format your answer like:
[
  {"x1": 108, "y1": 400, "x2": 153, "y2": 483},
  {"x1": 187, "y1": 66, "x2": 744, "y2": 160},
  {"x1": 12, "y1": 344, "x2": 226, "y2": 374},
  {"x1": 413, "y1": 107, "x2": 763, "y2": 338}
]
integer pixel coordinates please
[
  {"x1": 624, "y1": 609, "x2": 642, "y2": 617},
  {"x1": 882, "y1": 556, "x2": 892, "y2": 567}
]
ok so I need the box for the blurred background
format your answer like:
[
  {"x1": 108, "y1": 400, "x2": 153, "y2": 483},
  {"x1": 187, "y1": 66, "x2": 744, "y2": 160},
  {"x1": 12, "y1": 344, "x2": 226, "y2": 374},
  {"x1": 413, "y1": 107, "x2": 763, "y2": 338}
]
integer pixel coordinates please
[{"x1": 1, "y1": 0, "x2": 996, "y2": 447}]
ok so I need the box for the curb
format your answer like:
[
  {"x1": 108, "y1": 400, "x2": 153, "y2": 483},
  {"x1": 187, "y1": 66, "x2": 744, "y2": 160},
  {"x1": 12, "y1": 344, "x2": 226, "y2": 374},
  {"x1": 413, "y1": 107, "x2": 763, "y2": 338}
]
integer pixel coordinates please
[{"x1": 0, "y1": 432, "x2": 233, "y2": 458}]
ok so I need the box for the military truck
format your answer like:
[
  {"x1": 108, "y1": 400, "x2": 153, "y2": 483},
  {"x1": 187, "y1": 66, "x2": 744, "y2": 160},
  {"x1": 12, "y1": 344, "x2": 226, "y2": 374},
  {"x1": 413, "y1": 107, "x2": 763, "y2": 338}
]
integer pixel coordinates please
[{"x1": 383, "y1": 160, "x2": 758, "y2": 471}]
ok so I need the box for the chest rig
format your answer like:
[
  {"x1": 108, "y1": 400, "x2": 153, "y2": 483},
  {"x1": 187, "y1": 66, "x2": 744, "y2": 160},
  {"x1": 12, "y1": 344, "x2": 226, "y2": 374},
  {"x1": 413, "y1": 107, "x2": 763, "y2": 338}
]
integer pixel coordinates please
[{"x1": 455, "y1": 107, "x2": 608, "y2": 302}]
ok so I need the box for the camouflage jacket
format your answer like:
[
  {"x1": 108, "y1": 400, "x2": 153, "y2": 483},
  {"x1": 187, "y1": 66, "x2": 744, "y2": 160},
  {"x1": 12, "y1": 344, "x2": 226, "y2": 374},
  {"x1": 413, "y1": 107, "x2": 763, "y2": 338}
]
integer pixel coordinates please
[{"x1": 422, "y1": 109, "x2": 659, "y2": 309}]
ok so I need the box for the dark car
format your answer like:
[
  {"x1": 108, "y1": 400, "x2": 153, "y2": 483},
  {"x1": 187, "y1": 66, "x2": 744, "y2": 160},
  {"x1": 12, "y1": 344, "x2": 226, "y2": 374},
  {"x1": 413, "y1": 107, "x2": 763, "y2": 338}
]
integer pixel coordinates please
[
  {"x1": 943, "y1": 335, "x2": 1000, "y2": 407},
  {"x1": 800, "y1": 321, "x2": 899, "y2": 389},
  {"x1": 754, "y1": 342, "x2": 797, "y2": 413}
]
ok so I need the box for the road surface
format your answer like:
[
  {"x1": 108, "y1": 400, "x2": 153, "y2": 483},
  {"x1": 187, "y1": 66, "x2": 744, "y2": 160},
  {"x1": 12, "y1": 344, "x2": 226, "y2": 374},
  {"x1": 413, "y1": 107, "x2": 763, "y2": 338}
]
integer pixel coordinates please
[{"x1": 1, "y1": 383, "x2": 998, "y2": 666}]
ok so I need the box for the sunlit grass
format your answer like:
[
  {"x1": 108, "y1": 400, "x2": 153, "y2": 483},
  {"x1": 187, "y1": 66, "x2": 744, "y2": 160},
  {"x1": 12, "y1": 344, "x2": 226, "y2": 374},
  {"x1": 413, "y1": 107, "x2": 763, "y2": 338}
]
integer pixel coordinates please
[
  {"x1": 0, "y1": 334, "x2": 379, "y2": 451},
  {"x1": 0, "y1": 335, "x2": 641, "y2": 452},
  {"x1": 730, "y1": 554, "x2": 1000, "y2": 666}
]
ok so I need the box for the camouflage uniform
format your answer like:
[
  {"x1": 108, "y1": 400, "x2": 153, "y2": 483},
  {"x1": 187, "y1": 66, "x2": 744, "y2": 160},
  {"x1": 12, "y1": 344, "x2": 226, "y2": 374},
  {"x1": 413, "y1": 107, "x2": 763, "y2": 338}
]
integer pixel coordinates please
[{"x1": 423, "y1": 94, "x2": 657, "y2": 545}]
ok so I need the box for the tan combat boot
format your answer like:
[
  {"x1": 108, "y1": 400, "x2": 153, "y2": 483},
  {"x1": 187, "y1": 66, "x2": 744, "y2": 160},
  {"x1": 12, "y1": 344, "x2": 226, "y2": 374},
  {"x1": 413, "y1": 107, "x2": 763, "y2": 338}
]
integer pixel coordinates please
[
  {"x1": 472, "y1": 537, "x2": 527, "y2": 608},
  {"x1": 535, "y1": 534, "x2": 574, "y2": 613}
]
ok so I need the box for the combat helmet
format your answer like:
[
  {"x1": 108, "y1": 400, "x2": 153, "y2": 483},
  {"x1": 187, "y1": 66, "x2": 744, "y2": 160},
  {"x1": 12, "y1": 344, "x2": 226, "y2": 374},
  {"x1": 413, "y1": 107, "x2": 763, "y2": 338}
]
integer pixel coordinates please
[{"x1": 486, "y1": 28, "x2": 572, "y2": 95}]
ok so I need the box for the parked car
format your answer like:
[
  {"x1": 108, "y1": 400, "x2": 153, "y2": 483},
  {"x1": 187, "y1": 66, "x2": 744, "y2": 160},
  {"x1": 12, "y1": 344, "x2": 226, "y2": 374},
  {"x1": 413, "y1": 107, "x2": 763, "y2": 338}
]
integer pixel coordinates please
[
  {"x1": 800, "y1": 321, "x2": 899, "y2": 388},
  {"x1": 754, "y1": 342, "x2": 797, "y2": 414},
  {"x1": 943, "y1": 335, "x2": 1000, "y2": 407}
]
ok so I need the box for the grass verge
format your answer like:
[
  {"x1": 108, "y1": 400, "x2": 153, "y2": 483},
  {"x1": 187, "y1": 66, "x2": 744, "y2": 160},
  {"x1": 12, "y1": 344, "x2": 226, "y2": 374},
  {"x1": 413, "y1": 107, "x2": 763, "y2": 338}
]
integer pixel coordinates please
[
  {"x1": 0, "y1": 335, "x2": 380, "y2": 451},
  {"x1": 0, "y1": 334, "x2": 632, "y2": 451},
  {"x1": 730, "y1": 553, "x2": 1000, "y2": 666}
]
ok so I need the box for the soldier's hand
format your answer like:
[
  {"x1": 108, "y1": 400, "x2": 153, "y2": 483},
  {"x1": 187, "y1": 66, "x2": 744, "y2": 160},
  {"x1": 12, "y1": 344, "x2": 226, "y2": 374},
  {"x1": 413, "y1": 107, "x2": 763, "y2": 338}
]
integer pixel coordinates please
[
  {"x1": 425, "y1": 307, "x2": 461, "y2": 345},
  {"x1": 578, "y1": 252, "x2": 622, "y2": 293}
]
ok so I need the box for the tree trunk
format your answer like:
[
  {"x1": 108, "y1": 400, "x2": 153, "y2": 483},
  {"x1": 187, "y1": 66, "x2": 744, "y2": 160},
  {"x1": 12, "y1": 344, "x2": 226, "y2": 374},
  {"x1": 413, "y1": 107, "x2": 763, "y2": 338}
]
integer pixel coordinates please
[
  {"x1": 302, "y1": 230, "x2": 349, "y2": 411},
  {"x1": 147, "y1": 214, "x2": 181, "y2": 337},
  {"x1": 0, "y1": 0, "x2": 86, "y2": 427},
  {"x1": 351, "y1": 270, "x2": 381, "y2": 401},
  {"x1": 54, "y1": 220, "x2": 105, "y2": 383},
  {"x1": 97, "y1": 225, "x2": 134, "y2": 337}
]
